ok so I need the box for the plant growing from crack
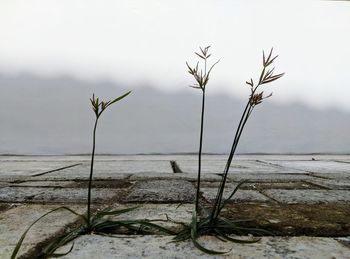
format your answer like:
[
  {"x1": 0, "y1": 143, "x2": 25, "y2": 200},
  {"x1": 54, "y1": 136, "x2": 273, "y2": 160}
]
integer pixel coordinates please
[
  {"x1": 174, "y1": 47, "x2": 284, "y2": 254},
  {"x1": 186, "y1": 46, "x2": 220, "y2": 214},
  {"x1": 11, "y1": 91, "x2": 174, "y2": 259}
]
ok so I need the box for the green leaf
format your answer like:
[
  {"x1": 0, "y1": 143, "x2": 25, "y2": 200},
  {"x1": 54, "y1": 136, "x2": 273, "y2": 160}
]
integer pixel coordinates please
[
  {"x1": 11, "y1": 206, "x2": 84, "y2": 259},
  {"x1": 43, "y1": 226, "x2": 86, "y2": 256},
  {"x1": 108, "y1": 90, "x2": 132, "y2": 107},
  {"x1": 48, "y1": 243, "x2": 75, "y2": 257},
  {"x1": 190, "y1": 212, "x2": 227, "y2": 255},
  {"x1": 95, "y1": 207, "x2": 137, "y2": 217},
  {"x1": 215, "y1": 229, "x2": 259, "y2": 244}
]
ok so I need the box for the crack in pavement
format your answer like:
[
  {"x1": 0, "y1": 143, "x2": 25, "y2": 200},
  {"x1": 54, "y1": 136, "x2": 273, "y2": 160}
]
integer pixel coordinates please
[{"x1": 30, "y1": 163, "x2": 83, "y2": 177}]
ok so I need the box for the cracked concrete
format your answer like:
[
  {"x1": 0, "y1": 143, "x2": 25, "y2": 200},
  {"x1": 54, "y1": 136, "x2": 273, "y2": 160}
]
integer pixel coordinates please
[{"x1": 0, "y1": 155, "x2": 349, "y2": 258}]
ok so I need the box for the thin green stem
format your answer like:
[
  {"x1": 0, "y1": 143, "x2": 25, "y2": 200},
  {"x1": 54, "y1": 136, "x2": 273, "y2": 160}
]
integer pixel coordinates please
[
  {"x1": 214, "y1": 108, "x2": 252, "y2": 218},
  {"x1": 210, "y1": 86, "x2": 259, "y2": 222},
  {"x1": 195, "y1": 89, "x2": 206, "y2": 213},
  {"x1": 209, "y1": 101, "x2": 249, "y2": 222},
  {"x1": 87, "y1": 116, "x2": 99, "y2": 229}
]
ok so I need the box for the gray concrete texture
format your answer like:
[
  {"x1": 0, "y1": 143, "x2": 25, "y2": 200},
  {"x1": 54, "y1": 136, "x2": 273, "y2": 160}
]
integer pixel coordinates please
[{"x1": 1, "y1": 155, "x2": 350, "y2": 258}]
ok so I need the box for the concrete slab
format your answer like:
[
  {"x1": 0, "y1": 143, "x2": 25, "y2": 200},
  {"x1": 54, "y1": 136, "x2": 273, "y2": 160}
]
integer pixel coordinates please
[
  {"x1": 201, "y1": 187, "x2": 270, "y2": 203},
  {"x1": 113, "y1": 203, "x2": 193, "y2": 232},
  {"x1": 228, "y1": 173, "x2": 316, "y2": 182},
  {"x1": 0, "y1": 187, "x2": 44, "y2": 203},
  {"x1": 0, "y1": 157, "x2": 302, "y2": 177},
  {"x1": 306, "y1": 179, "x2": 350, "y2": 190},
  {"x1": 0, "y1": 187, "x2": 122, "y2": 203},
  {"x1": 57, "y1": 235, "x2": 350, "y2": 259},
  {"x1": 33, "y1": 171, "x2": 131, "y2": 181},
  {"x1": 264, "y1": 160, "x2": 350, "y2": 174},
  {"x1": 0, "y1": 204, "x2": 85, "y2": 259},
  {"x1": 200, "y1": 181, "x2": 319, "y2": 190},
  {"x1": 264, "y1": 189, "x2": 350, "y2": 204},
  {"x1": 0, "y1": 182, "x2": 9, "y2": 188},
  {"x1": 34, "y1": 188, "x2": 122, "y2": 204},
  {"x1": 0, "y1": 161, "x2": 84, "y2": 177},
  {"x1": 310, "y1": 172, "x2": 350, "y2": 181},
  {"x1": 11, "y1": 180, "x2": 76, "y2": 188},
  {"x1": 124, "y1": 180, "x2": 195, "y2": 203},
  {"x1": 177, "y1": 159, "x2": 288, "y2": 174},
  {"x1": 335, "y1": 236, "x2": 350, "y2": 248},
  {"x1": 129, "y1": 172, "x2": 221, "y2": 182},
  {"x1": 245, "y1": 182, "x2": 322, "y2": 190}
]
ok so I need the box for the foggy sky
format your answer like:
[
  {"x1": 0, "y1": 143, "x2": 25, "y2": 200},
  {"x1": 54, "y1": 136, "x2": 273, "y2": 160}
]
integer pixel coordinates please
[
  {"x1": 0, "y1": 1, "x2": 350, "y2": 154},
  {"x1": 0, "y1": 1, "x2": 349, "y2": 111}
]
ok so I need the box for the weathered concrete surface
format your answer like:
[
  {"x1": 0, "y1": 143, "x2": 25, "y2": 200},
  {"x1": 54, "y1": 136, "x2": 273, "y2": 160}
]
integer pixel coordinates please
[
  {"x1": 264, "y1": 189, "x2": 350, "y2": 204},
  {"x1": 336, "y1": 236, "x2": 350, "y2": 248},
  {"x1": 11, "y1": 180, "x2": 76, "y2": 188},
  {"x1": 0, "y1": 161, "x2": 83, "y2": 177},
  {"x1": 129, "y1": 172, "x2": 221, "y2": 182},
  {"x1": 32, "y1": 171, "x2": 131, "y2": 181},
  {"x1": 261, "y1": 160, "x2": 350, "y2": 174},
  {"x1": 0, "y1": 204, "x2": 85, "y2": 259},
  {"x1": 310, "y1": 172, "x2": 350, "y2": 181},
  {"x1": 201, "y1": 187, "x2": 270, "y2": 203},
  {"x1": 0, "y1": 187, "x2": 44, "y2": 203},
  {"x1": 124, "y1": 180, "x2": 195, "y2": 203},
  {"x1": 113, "y1": 203, "x2": 193, "y2": 231},
  {"x1": 57, "y1": 235, "x2": 350, "y2": 259},
  {"x1": 305, "y1": 178, "x2": 350, "y2": 190},
  {"x1": 201, "y1": 181, "x2": 320, "y2": 190},
  {"x1": 228, "y1": 173, "x2": 317, "y2": 182},
  {"x1": 0, "y1": 182, "x2": 9, "y2": 188},
  {"x1": 0, "y1": 187, "x2": 122, "y2": 203},
  {"x1": 1, "y1": 155, "x2": 350, "y2": 258}
]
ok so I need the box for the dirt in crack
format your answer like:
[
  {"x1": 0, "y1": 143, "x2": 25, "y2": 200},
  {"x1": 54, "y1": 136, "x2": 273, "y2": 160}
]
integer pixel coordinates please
[{"x1": 221, "y1": 202, "x2": 350, "y2": 237}]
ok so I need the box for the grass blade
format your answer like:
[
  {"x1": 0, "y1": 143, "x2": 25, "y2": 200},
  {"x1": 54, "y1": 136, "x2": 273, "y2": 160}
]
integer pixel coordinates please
[
  {"x1": 11, "y1": 206, "x2": 83, "y2": 259},
  {"x1": 190, "y1": 212, "x2": 227, "y2": 255},
  {"x1": 49, "y1": 243, "x2": 75, "y2": 257},
  {"x1": 218, "y1": 180, "x2": 247, "y2": 213},
  {"x1": 107, "y1": 91, "x2": 132, "y2": 107},
  {"x1": 95, "y1": 207, "x2": 137, "y2": 217}
]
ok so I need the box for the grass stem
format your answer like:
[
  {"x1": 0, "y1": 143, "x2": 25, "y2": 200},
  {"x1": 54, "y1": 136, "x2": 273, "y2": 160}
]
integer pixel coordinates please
[
  {"x1": 87, "y1": 116, "x2": 99, "y2": 229},
  {"x1": 195, "y1": 89, "x2": 206, "y2": 213}
]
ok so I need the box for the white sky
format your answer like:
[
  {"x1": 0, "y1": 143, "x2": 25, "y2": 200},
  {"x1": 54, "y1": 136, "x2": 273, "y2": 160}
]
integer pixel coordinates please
[{"x1": 1, "y1": 0, "x2": 350, "y2": 111}]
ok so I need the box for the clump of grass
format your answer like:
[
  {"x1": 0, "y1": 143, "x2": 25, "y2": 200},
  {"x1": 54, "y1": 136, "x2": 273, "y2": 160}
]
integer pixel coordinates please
[
  {"x1": 175, "y1": 47, "x2": 284, "y2": 254},
  {"x1": 11, "y1": 91, "x2": 174, "y2": 259}
]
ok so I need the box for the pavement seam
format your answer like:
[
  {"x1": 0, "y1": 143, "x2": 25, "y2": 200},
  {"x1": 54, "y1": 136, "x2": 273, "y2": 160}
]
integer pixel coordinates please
[
  {"x1": 331, "y1": 160, "x2": 350, "y2": 164},
  {"x1": 257, "y1": 190, "x2": 281, "y2": 204},
  {"x1": 306, "y1": 173, "x2": 332, "y2": 180},
  {"x1": 30, "y1": 163, "x2": 83, "y2": 177},
  {"x1": 256, "y1": 159, "x2": 313, "y2": 174},
  {"x1": 301, "y1": 180, "x2": 331, "y2": 190}
]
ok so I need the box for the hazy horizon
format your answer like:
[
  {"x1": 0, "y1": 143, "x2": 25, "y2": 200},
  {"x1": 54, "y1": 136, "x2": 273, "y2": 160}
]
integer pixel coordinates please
[
  {"x1": 0, "y1": 1, "x2": 349, "y2": 154},
  {"x1": 1, "y1": 73, "x2": 350, "y2": 155}
]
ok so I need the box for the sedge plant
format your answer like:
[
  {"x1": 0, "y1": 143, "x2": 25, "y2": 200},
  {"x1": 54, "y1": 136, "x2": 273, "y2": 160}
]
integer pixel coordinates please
[
  {"x1": 174, "y1": 47, "x2": 284, "y2": 254},
  {"x1": 11, "y1": 91, "x2": 174, "y2": 259},
  {"x1": 186, "y1": 46, "x2": 220, "y2": 214}
]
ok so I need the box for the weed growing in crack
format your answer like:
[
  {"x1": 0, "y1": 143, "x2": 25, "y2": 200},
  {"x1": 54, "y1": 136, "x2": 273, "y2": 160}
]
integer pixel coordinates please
[
  {"x1": 186, "y1": 46, "x2": 220, "y2": 214},
  {"x1": 174, "y1": 47, "x2": 284, "y2": 254},
  {"x1": 11, "y1": 91, "x2": 174, "y2": 259}
]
